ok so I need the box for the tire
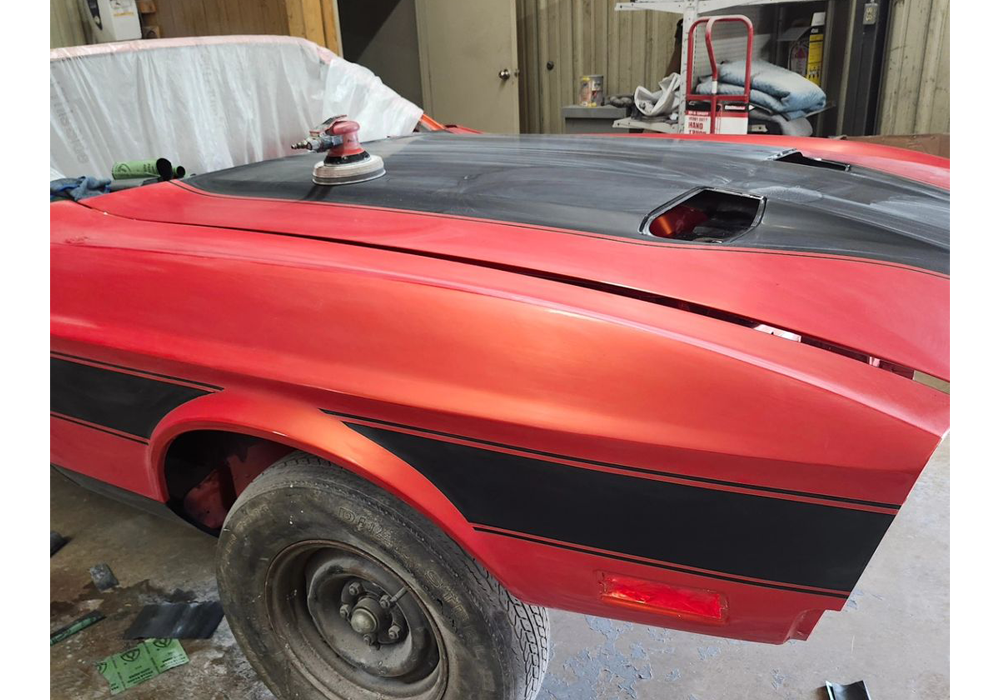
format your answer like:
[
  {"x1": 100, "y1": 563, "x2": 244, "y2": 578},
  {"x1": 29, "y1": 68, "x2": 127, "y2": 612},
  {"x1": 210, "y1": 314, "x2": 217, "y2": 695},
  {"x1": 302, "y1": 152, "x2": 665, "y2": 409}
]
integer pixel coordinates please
[{"x1": 217, "y1": 451, "x2": 550, "y2": 700}]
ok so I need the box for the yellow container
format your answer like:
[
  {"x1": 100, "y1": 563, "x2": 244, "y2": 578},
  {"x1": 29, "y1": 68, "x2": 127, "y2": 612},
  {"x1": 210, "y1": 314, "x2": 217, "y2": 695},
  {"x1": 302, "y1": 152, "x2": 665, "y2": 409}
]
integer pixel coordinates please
[{"x1": 806, "y1": 12, "x2": 825, "y2": 87}]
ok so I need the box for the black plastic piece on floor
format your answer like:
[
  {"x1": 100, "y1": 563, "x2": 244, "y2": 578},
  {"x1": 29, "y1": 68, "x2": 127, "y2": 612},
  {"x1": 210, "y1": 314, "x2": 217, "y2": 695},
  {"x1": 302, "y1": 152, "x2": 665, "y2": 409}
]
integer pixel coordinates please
[
  {"x1": 124, "y1": 601, "x2": 225, "y2": 640},
  {"x1": 826, "y1": 680, "x2": 872, "y2": 700},
  {"x1": 89, "y1": 563, "x2": 119, "y2": 591},
  {"x1": 50, "y1": 611, "x2": 105, "y2": 646},
  {"x1": 51, "y1": 531, "x2": 68, "y2": 557}
]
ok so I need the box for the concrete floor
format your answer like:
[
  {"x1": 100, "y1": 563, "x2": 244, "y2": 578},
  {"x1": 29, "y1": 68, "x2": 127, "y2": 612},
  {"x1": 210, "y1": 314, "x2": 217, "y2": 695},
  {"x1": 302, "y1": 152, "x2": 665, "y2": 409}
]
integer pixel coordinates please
[{"x1": 51, "y1": 438, "x2": 948, "y2": 699}]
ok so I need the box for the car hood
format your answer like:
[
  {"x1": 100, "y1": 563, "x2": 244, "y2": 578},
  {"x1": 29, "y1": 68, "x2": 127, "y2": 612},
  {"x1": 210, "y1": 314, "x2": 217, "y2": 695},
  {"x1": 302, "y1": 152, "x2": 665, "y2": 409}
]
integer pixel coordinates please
[{"x1": 83, "y1": 133, "x2": 950, "y2": 381}]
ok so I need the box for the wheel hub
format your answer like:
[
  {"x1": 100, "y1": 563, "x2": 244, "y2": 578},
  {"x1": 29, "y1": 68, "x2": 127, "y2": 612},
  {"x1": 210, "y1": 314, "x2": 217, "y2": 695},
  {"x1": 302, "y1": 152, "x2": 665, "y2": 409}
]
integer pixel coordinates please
[
  {"x1": 350, "y1": 606, "x2": 377, "y2": 635},
  {"x1": 265, "y1": 541, "x2": 442, "y2": 697},
  {"x1": 330, "y1": 578, "x2": 409, "y2": 650}
]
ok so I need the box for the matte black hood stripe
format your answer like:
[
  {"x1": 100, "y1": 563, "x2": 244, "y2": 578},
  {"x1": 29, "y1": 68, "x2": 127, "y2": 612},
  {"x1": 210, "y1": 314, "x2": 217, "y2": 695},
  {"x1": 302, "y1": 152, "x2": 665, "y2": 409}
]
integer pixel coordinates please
[
  {"x1": 343, "y1": 420, "x2": 895, "y2": 593},
  {"x1": 186, "y1": 133, "x2": 949, "y2": 274},
  {"x1": 175, "y1": 181, "x2": 947, "y2": 279}
]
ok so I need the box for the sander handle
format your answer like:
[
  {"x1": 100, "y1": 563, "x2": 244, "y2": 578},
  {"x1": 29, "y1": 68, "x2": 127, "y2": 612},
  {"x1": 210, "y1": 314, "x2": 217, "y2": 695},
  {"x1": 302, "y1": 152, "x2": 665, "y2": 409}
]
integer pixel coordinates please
[
  {"x1": 326, "y1": 119, "x2": 365, "y2": 158},
  {"x1": 291, "y1": 116, "x2": 364, "y2": 158}
]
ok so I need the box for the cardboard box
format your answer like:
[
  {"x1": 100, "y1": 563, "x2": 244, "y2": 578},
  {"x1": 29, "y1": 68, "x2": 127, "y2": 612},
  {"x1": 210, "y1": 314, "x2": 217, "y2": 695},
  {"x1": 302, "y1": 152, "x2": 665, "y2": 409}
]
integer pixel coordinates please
[{"x1": 835, "y1": 133, "x2": 949, "y2": 159}]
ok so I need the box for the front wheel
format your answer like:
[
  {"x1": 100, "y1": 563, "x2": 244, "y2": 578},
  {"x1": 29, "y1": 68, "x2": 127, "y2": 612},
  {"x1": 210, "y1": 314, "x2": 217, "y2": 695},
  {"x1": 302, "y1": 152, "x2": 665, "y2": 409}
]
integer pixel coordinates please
[{"x1": 217, "y1": 452, "x2": 550, "y2": 700}]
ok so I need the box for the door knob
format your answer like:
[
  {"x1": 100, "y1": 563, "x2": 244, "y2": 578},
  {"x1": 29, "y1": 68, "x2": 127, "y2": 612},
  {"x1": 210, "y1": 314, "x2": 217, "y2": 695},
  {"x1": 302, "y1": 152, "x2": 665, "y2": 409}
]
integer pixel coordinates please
[{"x1": 498, "y1": 68, "x2": 511, "y2": 80}]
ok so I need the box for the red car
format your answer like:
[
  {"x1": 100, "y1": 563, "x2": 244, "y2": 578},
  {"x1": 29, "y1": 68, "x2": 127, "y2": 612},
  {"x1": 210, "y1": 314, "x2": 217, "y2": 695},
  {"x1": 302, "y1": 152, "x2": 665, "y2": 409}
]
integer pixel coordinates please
[{"x1": 51, "y1": 127, "x2": 949, "y2": 700}]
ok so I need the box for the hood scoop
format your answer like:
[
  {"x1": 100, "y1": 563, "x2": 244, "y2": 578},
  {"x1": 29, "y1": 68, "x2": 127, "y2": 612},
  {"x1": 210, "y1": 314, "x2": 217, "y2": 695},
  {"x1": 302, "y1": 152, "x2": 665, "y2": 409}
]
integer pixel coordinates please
[
  {"x1": 771, "y1": 150, "x2": 851, "y2": 172},
  {"x1": 642, "y1": 188, "x2": 764, "y2": 243}
]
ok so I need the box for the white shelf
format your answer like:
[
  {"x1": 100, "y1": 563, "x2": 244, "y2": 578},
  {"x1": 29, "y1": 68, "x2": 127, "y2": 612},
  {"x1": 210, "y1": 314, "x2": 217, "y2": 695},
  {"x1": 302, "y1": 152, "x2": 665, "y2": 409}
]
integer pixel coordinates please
[
  {"x1": 615, "y1": 0, "x2": 818, "y2": 13},
  {"x1": 612, "y1": 117, "x2": 683, "y2": 134}
]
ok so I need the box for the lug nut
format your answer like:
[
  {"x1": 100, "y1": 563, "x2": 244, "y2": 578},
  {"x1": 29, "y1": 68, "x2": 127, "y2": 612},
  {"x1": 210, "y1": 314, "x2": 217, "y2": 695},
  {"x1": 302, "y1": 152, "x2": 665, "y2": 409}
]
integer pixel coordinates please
[
  {"x1": 363, "y1": 633, "x2": 376, "y2": 646},
  {"x1": 387, "y1": 624, "x2": 401, "y2": 641},
  {"x1": 339, "y1": 604, "x2": 350, "y2": 619},
  {"x1": 347, "y1": 582, "x2": 362, "y2": 596},
  {"x1": 379, "y1": 595, "x2": 391, "y2": 610}
]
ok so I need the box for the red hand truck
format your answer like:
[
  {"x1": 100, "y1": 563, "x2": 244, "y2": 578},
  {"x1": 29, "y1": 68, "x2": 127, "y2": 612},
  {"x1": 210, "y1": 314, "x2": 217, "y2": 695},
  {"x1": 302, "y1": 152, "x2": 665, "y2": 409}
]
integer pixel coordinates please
[{"x1": 683, "y1": 15, "x2": 754, "y2": 135}]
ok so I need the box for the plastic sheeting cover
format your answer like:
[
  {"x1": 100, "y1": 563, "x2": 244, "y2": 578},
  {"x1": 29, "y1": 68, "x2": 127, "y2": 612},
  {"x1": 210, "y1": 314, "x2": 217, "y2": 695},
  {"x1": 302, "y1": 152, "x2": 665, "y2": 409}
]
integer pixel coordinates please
[{"x1": 50, "y1": 35, "x2": 423, "y2": 180}]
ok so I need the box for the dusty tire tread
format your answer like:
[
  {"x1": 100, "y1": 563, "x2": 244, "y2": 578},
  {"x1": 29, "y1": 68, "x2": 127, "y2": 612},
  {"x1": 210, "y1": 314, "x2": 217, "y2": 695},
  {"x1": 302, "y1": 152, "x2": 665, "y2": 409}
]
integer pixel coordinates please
[{"x1": 460, "y1": 556, "x2": 550, "y2": 699}]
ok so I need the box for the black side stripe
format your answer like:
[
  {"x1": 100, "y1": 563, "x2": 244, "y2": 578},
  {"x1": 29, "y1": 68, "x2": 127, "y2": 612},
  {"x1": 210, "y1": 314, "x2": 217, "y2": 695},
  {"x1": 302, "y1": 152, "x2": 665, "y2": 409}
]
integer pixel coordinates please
[
  {"x1": 344, "y1": 421, "x2": 894, "y2": 592},
  {"x1": 322, "y1": 410, "x2": 900, "y2": 510},
  {"x1": 50, "y1": 351, "x2": 223, "y2": 391},
  {"x1": 473, "y1": 526, "x2": 848, "y2": 599},
  {"x1": 50, "y1": 356, "x2": 213, "y2": 439},
  {"x1": 51, "y1": 413, "x2": 149, "y2": 445}
]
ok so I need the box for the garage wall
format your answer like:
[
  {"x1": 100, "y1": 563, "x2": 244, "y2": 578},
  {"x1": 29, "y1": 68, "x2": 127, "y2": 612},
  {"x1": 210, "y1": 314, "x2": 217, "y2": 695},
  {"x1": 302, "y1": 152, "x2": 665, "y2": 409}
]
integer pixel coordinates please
[
  {"x1": 878, "y1": 0, "x2": 949, "y2": 134},
  {"x1": 339, "y1": 0, "x2": 423, "y2": 106},
  {"x1": 51, "y1": 0, "x2": 88, "y2": 48},
  {"x1": 149, "y1": 0, "x2": 289, "y2": 38},
  {"x1": 516, "y1": 0, "x2": 680, "y2": 133},
  {"x1": 51, "y1": 1, "x2": 346, "y2": 48}
]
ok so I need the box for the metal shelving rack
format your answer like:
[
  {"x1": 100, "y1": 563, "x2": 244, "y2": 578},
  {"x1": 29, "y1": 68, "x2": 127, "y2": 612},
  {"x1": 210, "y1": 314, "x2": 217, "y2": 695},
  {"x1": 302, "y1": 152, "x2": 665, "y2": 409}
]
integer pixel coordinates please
[{"x1": 614, "y1": 0, "x2": 835, "y2": 132}]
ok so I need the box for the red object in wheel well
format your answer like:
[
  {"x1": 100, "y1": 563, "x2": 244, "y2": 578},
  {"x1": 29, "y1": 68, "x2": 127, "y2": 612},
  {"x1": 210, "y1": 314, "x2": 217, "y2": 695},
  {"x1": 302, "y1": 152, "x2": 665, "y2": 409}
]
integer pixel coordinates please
[{"x1": 167, "y1": 430, "x2": 294, "y2": 530}]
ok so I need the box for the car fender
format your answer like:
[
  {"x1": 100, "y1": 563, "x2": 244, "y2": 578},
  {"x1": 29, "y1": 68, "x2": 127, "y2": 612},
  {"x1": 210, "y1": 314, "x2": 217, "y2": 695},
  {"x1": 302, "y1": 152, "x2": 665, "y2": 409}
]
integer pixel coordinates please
[{"x1": 148, "y1": 388, "x2": 505, "y2": 579}]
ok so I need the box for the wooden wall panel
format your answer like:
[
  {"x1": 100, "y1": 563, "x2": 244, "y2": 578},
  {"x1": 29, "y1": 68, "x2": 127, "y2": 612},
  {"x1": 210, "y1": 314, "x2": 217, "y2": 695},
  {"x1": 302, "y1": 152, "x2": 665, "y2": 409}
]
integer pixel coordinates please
[
  {"x1": 41, "y1": 0, "x2": 345, "y2": 54},
  {"x1": 321, "y1": 0, "x2": 343, "y2": 55},
  {"x1": 151, "y1": 0, "x2": 289, "y2": 38}
]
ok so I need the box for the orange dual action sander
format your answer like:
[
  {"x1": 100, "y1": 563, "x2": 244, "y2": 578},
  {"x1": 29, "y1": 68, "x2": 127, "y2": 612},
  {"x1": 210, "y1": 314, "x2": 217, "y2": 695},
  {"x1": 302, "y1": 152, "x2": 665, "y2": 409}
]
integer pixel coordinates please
[{"x1": 291, "y1": 116, "x2": 386, "y2": 186}]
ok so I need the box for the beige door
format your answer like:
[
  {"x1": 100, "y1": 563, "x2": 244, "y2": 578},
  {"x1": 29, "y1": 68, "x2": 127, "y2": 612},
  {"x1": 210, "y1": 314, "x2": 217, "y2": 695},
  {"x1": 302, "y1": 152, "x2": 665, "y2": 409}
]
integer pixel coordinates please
[{"x1": 414, "y1": 0, "x2": 519, "y2": 133}]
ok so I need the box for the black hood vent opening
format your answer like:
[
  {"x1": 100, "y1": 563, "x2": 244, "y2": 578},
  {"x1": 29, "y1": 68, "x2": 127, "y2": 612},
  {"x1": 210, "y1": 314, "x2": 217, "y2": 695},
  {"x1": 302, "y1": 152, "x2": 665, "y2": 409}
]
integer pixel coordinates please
[
  {"x1": 642, "y1": 188, "x2": 764, "y2": 243},
  {"x1": 772, "y1": 150, "x2": 851, "y2": 172}
]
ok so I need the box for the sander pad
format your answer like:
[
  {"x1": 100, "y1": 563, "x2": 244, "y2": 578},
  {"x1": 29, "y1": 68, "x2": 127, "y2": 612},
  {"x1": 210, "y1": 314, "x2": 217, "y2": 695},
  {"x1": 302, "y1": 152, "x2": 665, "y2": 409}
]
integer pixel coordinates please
[{"x1": 312, "y1": 153, "x2": 386, "y2": 186}]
